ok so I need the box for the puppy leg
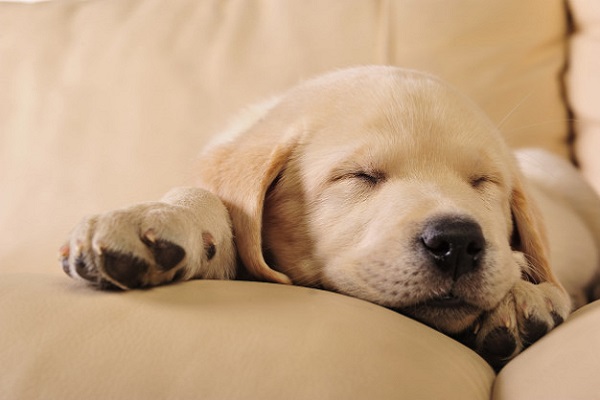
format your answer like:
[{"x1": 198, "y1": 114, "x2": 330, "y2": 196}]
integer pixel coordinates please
[
  {"x1": 473, "y1": 253, "x2": 571, "y2": 371},
  {"x1": 60, "y1": 187, "x2": 236, "y2": 290}
]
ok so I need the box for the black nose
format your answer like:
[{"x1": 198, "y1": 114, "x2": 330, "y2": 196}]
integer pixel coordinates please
[{"x1": 420, "y1": 217, "x2": 485, "y2": 280}]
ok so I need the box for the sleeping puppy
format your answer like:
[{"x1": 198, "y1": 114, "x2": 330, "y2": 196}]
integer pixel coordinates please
[{"x1": 60, "y1": 66, "x2": 600, "y2": 370}]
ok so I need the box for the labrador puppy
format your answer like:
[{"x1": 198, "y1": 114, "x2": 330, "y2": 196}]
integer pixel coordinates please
[{"x1": 60, "y1": 66, "x2": 600, "y2": 370}]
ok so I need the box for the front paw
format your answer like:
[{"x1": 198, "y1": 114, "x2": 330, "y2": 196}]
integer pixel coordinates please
[
  {"x1": 60, "y1": 203, "x2": 193, "y2": 290},
  {"x1": 473, "y1": 280, "x2": 571, "y2": 371},
  {"x1": 60, "y1": 188, "x2": 236, "y2": 290}
]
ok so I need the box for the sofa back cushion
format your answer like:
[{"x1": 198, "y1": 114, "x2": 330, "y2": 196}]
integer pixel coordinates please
[{"x1": 0, "y1": 0, "x2": 570, "y2": 272}]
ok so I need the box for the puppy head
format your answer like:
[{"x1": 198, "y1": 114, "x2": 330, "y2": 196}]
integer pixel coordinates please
[{"x1": 200, "y1": 66, "x2": 561, "y2": 334}]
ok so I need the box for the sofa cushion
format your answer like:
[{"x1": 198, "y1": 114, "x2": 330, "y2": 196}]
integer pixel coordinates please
[
  {"x1": 492, "y1": 301, "x2": 600, "y2": 400},
  {"x1": 0, "y1": 0, "x2": 571, "y2": 273},
  {"x1": 0, "y1": 276, "x2": 494, "y2": 400},
  {"x1": 567, "y1": 0, "x2": 600, "y2": 195}
]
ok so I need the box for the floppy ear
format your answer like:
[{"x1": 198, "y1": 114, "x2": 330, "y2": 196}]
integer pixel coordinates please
[
  {"x1": 510, "y1": 171, "x2": 562, "y2": 286},
  {"x1": 197, "y1": 108, "x2": 301, "y2": 284}
]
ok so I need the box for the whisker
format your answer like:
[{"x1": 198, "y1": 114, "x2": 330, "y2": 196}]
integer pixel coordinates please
[
  {"x1": 496, "y1": 92, "x2": 534, "y2": 130},
  {"x1": 503, "y1": 118, "x2": 578, "y2": 134},
  {"x1": 522, "y1": 254, "x2": 545, "y2": 283}
]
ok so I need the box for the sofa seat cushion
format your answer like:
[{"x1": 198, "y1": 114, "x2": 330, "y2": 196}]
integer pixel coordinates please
[
  {"x1": 0, "y1": 276, "x2": 494, "y2": 400},
  {"x1": 493, "y1": 300, "x2": 600, "y2": 399}
]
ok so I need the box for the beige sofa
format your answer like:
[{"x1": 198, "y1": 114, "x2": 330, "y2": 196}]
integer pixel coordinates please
[{"x1": 1, "y1": 1, "x2": 600, "y2": 399}]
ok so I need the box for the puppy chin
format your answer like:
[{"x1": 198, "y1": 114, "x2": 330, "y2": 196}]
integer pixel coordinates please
[{"x1": 397, "y1": 302, "x2": 482, "y2": 334}]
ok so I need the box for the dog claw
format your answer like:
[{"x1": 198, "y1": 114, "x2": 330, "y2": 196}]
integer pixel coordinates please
[
  {"x1": 143, "y1": 229, "x2": 157, "y2": 244},
  {"x1": 59, "y1": 244, "x2": 70, "y2": 259},
  {"x1": 93, "y1": 242, "x2": 105, "y2": 256}
]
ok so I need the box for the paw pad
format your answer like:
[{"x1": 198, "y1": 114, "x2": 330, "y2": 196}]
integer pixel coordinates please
[
  {"x1": 521, "y1": 317, "x2": 548, "y2": 348},
  {"x1": 103, "y1": 251, "x2": 150, "y2": 289},
  {"x1": 481, "y1": 327, "x2": 516, "y2": 371},
  {"x1": 142, "y1": 232, "x2": 186, "y2": 271},
  {"x1": 550, "y1": 311, "x2": 564, "y2": 327}
]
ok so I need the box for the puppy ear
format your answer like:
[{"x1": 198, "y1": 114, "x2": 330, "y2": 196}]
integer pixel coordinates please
[
  {"x1": 197, "y1": 108, "x2": 300, "y2": 284},
  {"x1": 510, "y1": 172, "x2": 561, "y2": 286}
]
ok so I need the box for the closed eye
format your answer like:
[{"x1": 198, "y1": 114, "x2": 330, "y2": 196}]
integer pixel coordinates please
[
  {"x1": 469, "y1": 174, "x2": 500, "y2": 189},
  {"x1": 329, "y1": 169, "x2": 386, "y2": 187},
  {"x1": 351, "y1": 171, "x2": 384, "y2": 185}
]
